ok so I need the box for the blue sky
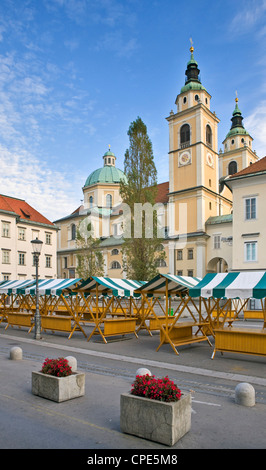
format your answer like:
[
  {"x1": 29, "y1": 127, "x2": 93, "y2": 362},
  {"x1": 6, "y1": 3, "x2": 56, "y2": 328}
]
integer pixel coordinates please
[{"x1": 0, "y1": 0, "x2": 266, "y2": 221}]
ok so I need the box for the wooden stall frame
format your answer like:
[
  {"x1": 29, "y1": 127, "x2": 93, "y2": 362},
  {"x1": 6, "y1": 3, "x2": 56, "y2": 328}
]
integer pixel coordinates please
[
  {"x1": 156, "y1": 292, "x2": 212, "y2": 355},
  {"x1": 188, "y1": 271, "x2": 266, "y2": 360},
  {"x1": 83, "y1": 284, "x2": 139, "y2": 344}
]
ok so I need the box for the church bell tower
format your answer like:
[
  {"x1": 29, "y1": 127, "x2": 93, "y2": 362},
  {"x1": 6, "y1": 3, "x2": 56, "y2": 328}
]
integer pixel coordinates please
[{"x1": 166, "y1": 42, "x2": 232, "y2": 277}]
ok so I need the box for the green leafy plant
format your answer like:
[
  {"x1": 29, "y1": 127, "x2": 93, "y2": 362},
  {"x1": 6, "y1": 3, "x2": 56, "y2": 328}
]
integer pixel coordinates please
[
  {"x1": 131, "y1": 374, "x2": 182, "y2": 402},
  {"x1": 41, "y1": 357, "x2": 72, "y2": 377}
]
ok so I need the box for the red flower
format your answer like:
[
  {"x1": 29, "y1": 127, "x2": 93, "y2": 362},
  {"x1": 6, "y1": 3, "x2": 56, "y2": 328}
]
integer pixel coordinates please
[
  {"x1": 131, "y1": 374, "x2": 182, "y2": 402},
  {"x1": 41, "y1": 357, "x2": 72, "y2": 377}
]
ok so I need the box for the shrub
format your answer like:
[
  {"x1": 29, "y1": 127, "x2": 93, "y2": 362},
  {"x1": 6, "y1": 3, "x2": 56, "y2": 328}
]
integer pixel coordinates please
[
  {"x1": 131, "y1": 374, "x2": 182, "y2": 402},
  {"x1": 41, "y1": 357, "x2": 72, "y2": 377}
]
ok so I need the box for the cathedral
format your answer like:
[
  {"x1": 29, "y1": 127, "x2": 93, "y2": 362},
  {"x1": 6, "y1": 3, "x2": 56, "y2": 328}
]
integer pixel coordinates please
[{"x1": 54, "y1": 44, "x2": 261, "y2": 280}]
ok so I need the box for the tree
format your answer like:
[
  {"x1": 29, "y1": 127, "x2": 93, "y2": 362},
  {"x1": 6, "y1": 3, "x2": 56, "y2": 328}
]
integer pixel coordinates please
[
  {"x1": 120, "y1": 117, "x2": 166, "y2": 281},
  {"x1": 75, "y1": 220, "x2": 104, "y2": 279}
]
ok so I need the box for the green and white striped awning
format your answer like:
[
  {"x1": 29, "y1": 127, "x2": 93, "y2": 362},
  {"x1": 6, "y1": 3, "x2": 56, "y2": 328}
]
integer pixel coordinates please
[
  {"x1": 76, "y1": 276, "x2": 146, "y2": 297},
  {"x1": 135, "y1": 273, "x2": 201, "y2": 297},
  {"x1": 189, "y1": 271, "x2": 266, "y2": 299},
  {"x1": 0, "y1": 279, "x2": 36, "y2": 295},
  {"x1": 26, "y1": 278, "x2": 81, "y2": 296},
  {"x1": 0, "y1": 279, "x2": 81, "y2": 296}
]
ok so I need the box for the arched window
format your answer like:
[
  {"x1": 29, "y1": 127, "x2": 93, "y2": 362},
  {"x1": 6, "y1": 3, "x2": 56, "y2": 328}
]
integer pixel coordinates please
[
  {"x1": 106, "y1": 194, "x2": 112, "y2": 208},
  {"x1": 206, "y1": 125, "x2": 212, "y2": 147},
  {"x1": 111, "y1": 261, "x2": 121, "y2": 269},
  {"x1": 89, "y1": 196, "x2": 93, "y2": 208},
  {"x1": 111, "y1": 248, "x2": 119, "y2": 255},
  {"x1": 228, "y1": 161, "x2": 237, "y2": 175},
  {"x1": 155, "y1": 259, "x2": 167, "y2": 267},
  {"x1": 180, "y1": 124, "x2": 190, "y2": 148},
  {"x1": 71, "y1": 224, "x2": 76, "y2": 240}
]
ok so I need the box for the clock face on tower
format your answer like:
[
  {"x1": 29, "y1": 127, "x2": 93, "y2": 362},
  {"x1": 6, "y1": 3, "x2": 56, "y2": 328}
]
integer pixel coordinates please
[
  {"x1": 206, "y1": 152, "x2": 214, "y2": 167},
  {"x1": 178, "y1": 151, "x2": 191, "y2": 167}
]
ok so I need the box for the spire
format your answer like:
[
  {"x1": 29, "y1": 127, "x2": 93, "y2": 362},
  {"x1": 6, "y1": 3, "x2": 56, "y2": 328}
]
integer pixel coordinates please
[
  {"x1": 180, "y1": 39, "x2": 206, "y2": 94},
  {"x1": 223, "y1": 93, "x2": 249, "y2": 141},
  {"x1": 230, "y1": 92, "x2": 244, "y2": 129},
  {"x1": 184, "y1": 38, "x2": 201, "y2": 85}
]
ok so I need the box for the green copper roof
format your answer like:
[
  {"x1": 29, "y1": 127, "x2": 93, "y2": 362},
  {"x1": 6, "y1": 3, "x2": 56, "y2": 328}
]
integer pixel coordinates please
[
  {"x1": 224, "y1": 100, "x2": 249, "y2": 139},
  {"x1": 225, "y1": 127, "x2": 249, "y2": 139},
  {"x1": 232, "y1": 102, "x2": 241, "y2": 116},
  {"x1": 180, "y1": 46, "x2": 206, "y2": 94},
  {"x1": 187, "y1": 50, "x2": 198, "y2": 67},
  {"x1": 206, "y1": 214, "x2": 233, "y2": 225},
  {"x1": 180, "y1": 81, "x2": 207, "y2": 93},
  {"x1": 104, "y1": 150, "x2": 115, "y2": 157},
  {"x1": 84, "y1": 166, "x2": 127, "y2": 187}
]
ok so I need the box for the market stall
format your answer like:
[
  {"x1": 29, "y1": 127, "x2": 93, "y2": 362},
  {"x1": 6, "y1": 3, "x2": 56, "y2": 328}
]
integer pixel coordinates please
[
  {"x1": 135, "y1": 274, "x2": 211, "y2": 355},
  {"x1": 75, "y1": 276, "x2": 146, "y2": 343},
  {"x1": 0, "y1": 278, "x2": 85, "y2": 338},
  {"x1": 189, "y1": 271, "x2": 266, "y2": 359}
]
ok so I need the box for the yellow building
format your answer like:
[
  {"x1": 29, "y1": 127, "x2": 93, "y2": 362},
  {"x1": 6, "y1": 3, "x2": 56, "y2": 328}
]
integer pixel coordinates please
[
  {"x1": 55, "y1": 44, "x2": 262, "y2": 279},
  {"x1": 225, "y1": 156, "x2": 266, "y2": 272},
  {"x1": 166, "y1": 44, "x2": 232, "y2": 277},
  {"x1": 55, "y1": 148, "x2": 129, "y2": 278}
]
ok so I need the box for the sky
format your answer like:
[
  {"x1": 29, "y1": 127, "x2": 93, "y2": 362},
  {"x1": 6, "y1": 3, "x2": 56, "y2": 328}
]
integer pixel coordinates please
[{"x1": 0, "y1": 0, "x2": 266, "y2": 222}]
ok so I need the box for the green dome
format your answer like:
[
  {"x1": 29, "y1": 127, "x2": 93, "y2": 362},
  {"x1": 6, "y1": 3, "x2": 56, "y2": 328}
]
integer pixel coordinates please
[
  {"x1": 84, "y1": 165, "x2": 127, "y2": 187},
  {"x1": 180, "y1": 81, "x2": 207, "y2": 93},
  {"x1": 103, "y1": 150, "x2": 115, "y2": 157},
  {"x1": 224, "y1": 99, "x2": 250, "y2": 140},
  {"x1": 225, "y1": 127, "x2": 249, "y2": 139}
]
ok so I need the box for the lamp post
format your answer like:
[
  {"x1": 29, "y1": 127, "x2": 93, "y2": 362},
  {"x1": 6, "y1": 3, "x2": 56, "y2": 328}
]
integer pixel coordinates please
[{"x1": 31, "y1": 238, "x2": 43, "y2": 340}]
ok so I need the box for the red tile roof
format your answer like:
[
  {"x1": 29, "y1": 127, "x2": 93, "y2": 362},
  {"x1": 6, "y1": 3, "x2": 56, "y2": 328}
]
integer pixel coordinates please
[
  {"x1": 155, "y1": 181, "x2": 169, "y2": 204},
  {"x1": 0, "y1": 194, "x2": 54, "y2": 226},
  {"x1": 230, "y1": 156, "x2": 266, "y2": 178}
]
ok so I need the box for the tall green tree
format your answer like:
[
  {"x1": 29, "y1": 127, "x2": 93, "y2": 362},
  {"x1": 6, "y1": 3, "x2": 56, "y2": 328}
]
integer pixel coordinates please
[
  {"x1": 75, "y1": 220, "x2": 104, "y2": 280},
  {"x1": 120, "y1": 117, "x2": 166, "y2": 281}
]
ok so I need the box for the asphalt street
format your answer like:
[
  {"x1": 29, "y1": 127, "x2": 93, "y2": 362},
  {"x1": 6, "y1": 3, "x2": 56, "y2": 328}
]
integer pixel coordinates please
[{"x1": 0, "y1": 320, "x2": 265, "y2": 459}]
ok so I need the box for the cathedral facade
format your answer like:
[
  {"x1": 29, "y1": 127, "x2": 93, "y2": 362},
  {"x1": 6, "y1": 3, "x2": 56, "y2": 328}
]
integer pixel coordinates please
[{"x1": 54, "y1": 45, "x2": 260, "y2": 280}]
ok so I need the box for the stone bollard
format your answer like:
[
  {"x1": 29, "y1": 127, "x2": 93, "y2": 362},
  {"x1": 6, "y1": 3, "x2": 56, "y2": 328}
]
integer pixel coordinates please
[
  {"x1": 10, "y1": 346, "x2": 23, "y2": 360},
  {"x1": 65, "y1": 356, "x2": 77, "y2": 372},
  {"x1": 136, "y1": 367, "x2": 151, "y2": 376},
  {"x1": 235, "y1": 382, "x2": 255, "y2": 407}
]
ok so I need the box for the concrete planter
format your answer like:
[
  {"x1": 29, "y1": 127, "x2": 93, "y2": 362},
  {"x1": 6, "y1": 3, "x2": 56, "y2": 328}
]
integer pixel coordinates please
[
  {"x1": 32, "y1": 371, "x2": 85, "y2": 402},
  {"x1": 120, "y1": 392, "x2": 191, "y2": 446}
]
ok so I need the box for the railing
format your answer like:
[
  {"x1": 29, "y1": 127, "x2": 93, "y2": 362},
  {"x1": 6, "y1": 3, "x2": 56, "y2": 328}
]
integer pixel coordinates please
[{"x1": 180, "y1": 142, "x2": 190, "y2": 149}]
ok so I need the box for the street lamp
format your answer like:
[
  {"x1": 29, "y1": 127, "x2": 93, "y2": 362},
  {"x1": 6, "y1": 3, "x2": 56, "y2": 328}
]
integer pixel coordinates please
[{"x1": 31, "y1": 238, "x2": 43, "y2": 340}]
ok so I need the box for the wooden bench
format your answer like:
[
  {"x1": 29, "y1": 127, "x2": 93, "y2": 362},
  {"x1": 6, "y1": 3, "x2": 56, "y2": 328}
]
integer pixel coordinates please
[
  {"x1": 5, "y1": 313, "x2": 34, "y2": 333},
  {"x1": 41, "y1": 315, "x2": 87, "y2": 340}
]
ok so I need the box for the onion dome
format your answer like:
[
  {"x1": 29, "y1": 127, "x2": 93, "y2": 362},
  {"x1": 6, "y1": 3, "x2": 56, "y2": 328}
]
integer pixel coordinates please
[
  {"x1": 180, "y1": 43, "x2": 207, "y2": 93},
  {"x1": 225, "y1": 96, "x2": 249, "y2": 139}
]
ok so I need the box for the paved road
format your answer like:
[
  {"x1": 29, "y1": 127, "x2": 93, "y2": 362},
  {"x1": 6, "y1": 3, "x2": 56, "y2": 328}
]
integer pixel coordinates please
[{"x1": 0, "y1": 322, "x2": 265, "y2": 455}]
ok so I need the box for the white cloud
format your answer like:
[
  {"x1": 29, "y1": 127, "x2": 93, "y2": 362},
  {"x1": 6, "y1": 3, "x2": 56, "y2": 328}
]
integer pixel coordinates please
[
  {"x1": 229, "y1": 0, "x2": 266, "y2": 35},
  {"x1": 245, "y1": 101, "x2": 266, "y2": 158},
  {"x1": 0, "y1": 144, "x2": 81, "y2": 221},
  {"x1": 95, "y1": 31, "x2": 138, "y2": 57}
]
